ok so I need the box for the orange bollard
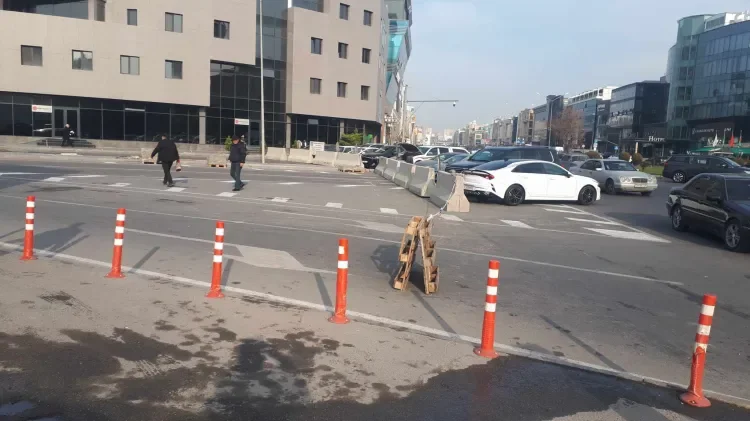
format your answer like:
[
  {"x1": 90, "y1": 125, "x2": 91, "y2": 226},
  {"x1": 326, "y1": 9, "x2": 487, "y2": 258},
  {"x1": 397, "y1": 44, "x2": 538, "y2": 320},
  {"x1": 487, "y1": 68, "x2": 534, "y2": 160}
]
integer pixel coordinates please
[
  {"x1": 680, "y1": 294, "x2": 717, "y2": 408},
  {"x1": 328, "y1": 238, "x2": 350, "y2": 324},
  {"x1": 20, "y1": 196, "x2": 36, "y2": 261},
  {"x1": 206, "y1": 221, "x2": 225, "y2": 298},
  {"x1": 474, "y1": 260, "x2": 500, "y2": 358},
  {"x1": 105, "y1": 208, "x2": 126, "y2": 278}
]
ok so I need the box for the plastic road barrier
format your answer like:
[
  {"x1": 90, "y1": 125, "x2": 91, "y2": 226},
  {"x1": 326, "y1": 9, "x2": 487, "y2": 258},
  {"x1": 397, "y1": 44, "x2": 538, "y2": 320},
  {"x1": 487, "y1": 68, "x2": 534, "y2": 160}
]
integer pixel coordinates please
[
  {"x1": 21, "y1": 196, "x2": 36, "y2": 261},
  {"x1": 680, "y1": 294, "x2": 718, "y2": 408},
  {"x1": 106, "y1": 208, "x2": 127, "y2": 278}
]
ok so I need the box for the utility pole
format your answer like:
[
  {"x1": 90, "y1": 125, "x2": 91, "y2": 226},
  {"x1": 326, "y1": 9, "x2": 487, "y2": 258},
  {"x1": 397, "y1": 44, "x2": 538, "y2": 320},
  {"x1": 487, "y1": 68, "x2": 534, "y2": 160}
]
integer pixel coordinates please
[
  {"x1": 400, "y1": 84, "x2": 408, "y2": 142},
  {"x1": 259, "y1": 0, "x2": 266, "y2": 164}
]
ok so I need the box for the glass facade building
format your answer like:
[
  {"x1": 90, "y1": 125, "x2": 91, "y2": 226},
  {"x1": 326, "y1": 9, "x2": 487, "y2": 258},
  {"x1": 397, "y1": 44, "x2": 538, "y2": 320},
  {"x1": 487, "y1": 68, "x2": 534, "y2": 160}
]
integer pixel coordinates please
[{"x1": 606, "y1": 82, "x2": 669, "y2": 156}]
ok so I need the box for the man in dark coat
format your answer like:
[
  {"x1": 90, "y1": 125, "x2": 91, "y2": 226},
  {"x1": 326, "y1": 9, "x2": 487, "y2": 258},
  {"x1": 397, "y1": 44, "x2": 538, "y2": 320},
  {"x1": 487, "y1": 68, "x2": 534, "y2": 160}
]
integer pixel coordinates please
[
  {"x1": 60, "y1": 124, "x2": 72, "y2": 147},
  {"x1": 151, "y1": 135, "x2": 180, "y2": 187},
  {"x1": 228, "y1": 136, "x2": 247, "y2": 191}
]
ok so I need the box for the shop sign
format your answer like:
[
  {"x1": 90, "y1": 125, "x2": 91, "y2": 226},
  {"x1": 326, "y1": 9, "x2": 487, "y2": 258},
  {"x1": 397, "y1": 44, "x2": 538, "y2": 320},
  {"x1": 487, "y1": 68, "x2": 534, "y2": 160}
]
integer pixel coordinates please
[
  {"x1": 234, "y1": 118, "x2": 249, "y2": 126},
  {"x1": 31, "y1": 104, "x2": 52, "y2": 113}
]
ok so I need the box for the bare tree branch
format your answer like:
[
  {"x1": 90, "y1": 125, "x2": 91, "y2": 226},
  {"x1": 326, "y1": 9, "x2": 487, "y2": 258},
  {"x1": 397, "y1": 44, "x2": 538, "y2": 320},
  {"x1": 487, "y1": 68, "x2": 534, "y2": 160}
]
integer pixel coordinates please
[{"x1": 550, "y1": 108, "x2": 584, "y2": 151}]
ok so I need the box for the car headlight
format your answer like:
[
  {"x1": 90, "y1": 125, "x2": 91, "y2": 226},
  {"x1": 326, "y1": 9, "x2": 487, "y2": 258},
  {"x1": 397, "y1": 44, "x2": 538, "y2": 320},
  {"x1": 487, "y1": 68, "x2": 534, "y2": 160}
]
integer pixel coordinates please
[
  {"x1": 744, "y1": 170, "x2": 750, "y2": 174},
  {"x1": 648, "y1": 175, "x2": 657, "y2": 183},
  {"x1": 619, "y1": 176, "x2": 632, "y2": 183}
]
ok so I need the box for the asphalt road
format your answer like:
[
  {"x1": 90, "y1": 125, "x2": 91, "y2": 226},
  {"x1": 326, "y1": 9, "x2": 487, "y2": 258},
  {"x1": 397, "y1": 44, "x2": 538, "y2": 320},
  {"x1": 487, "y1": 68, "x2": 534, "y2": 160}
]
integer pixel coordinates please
[{"x1": 0, "y1": 157, "x2": 748, "y2": 406}]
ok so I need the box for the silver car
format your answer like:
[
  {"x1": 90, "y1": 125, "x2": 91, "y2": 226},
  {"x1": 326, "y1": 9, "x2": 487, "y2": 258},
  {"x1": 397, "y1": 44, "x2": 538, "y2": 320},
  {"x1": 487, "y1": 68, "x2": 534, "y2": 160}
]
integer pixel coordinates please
[
  {"x1": 571, "y1": 159, "x2": 658, "y2": 195},
  {"x1": 415, "y1": 153, "x2": 468, "y2": 171}
]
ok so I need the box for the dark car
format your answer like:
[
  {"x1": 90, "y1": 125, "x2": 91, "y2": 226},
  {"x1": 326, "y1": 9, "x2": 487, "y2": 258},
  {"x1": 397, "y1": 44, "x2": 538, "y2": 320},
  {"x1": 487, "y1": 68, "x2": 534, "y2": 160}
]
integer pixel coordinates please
[
  {"x1": 361, "y1": 143, "x2": 421, "y2": 169},
  {"x1": 445, "y1": 146, "x2": 559, "y2": 173},
  {"x1": 662, "y1": 154, "x2": 747, "y2": 183},
  {"x1": 666, "y1": 173, "x2": 750, "y2": 251}
]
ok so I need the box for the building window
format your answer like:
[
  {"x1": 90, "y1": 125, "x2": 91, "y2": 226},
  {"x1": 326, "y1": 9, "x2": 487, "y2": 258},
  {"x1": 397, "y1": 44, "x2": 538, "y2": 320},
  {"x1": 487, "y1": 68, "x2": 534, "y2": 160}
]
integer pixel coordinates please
[
  {"x1": 338, "y1": 42, "x2": 348, "y2": 59},
  {"x1": 214, "y1": 20, "x2": 230, "y2": 39},
  {"x1": 165, "y1": 12, "x2": 183, "y2": 33},
  {"x1": 127, "y1": 9, "x2": 137, "y2": 25},
  {"x1": 361, "y1": 48, "x2": 371, "y2": 64},
  {"x1": 120, "y1": 55, "x2": 140, "y2": 75},
  {"x1": 72, "y1": 50, "x2": 93, "y2": 71},
  {"x1": 311, "y1": 37, "x2": 322, "y2": 54},
  {"x1": 339, "y1": 3, "x2": 349, "y2": 20},
  {"x1": 337, "y1": 82, "x2": 347, "y2": 98},
  {"x1": 310, "y1": 78, "x2": 322, "y2": 94},
  {"x1": 21, "y1": 46, "x2": 43, "y2": 66},
  {"x1": 364, "y1": 10, "x2": 373, "y2": 26},
  {"x1": 165, "y1": 60, "x2": 183, "y2": 79},
  {"x1": 361, "y1": 85, "x2": 370, "y2": 101},
  {"x1": 95, "y1": 0, "x2": 105, "y2": 21}
]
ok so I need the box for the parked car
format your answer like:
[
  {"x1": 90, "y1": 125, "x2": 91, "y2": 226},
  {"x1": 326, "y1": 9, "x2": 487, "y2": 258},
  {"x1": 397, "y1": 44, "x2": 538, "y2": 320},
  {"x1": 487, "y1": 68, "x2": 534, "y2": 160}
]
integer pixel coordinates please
[
  {"x1": 415, "y1": 153, "x2": 468, "y2": 171},
  {"x1": 571, "y1": 159, "x2": 658, "y2": 195},
  {"x1": 666, "y1": 173, "x2": 750, "y2": 251},
  {"x1": 412, "y1": 146, "x2": 470, "y2": 163},
  {"x1": 445, "y1": 146, "x2": 560, "y2": 173},
  {"x1": 338, "y1": 145, "x2": 358, "y2": 154},
  {"x1": 559, "y1": 153, "x2": 589, "y2": 169},
  {"x1": 462, "y1": 160, "x2": 600, "y2": 206},
  {"x1": 663, "y1": 154, "x2": 749, "y2": 183},
  {"x1": 361, "y1": 143, "x2": 421, "y2": 169}
]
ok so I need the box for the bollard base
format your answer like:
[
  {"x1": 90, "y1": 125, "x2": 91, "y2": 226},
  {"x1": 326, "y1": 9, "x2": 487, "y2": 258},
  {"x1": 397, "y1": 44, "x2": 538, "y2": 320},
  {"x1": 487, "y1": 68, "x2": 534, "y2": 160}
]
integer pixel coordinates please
[
  {"x1": 20, "y1": 255, "x2": 37, "y2": 261},
  {"x1": 680, "y1": 392, "x2": 711, "y2": 408},
  {"x1": 105, "y1": 271, "x2": 125, "y2": 278},
  {"x1": 206, "y1": 289, "x2": 225, "y2": 299},
  {"x1": 474, "y1": 347, "x2": 499, "y2": 359},
  {"x1": 328, "y1": 314, "x2": 350, "y2": 324}
]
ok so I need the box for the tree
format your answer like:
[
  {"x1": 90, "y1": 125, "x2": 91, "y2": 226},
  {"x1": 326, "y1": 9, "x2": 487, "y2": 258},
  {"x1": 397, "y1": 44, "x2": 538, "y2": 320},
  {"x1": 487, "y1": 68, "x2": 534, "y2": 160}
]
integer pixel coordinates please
[
  {"x1": 339, "y1": 131, "x2": 364, "y2": 146},
  {"x1": 550, "y1": 108, "x2": 584, "y2": 151}
]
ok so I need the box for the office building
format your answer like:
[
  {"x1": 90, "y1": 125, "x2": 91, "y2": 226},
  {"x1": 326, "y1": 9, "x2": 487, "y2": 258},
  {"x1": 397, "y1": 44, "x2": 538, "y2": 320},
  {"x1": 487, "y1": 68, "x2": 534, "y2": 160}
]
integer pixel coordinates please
[
  {"x1": 531, "y1": 94, "x2": 567, "y2": 146},
  {"x1": 665, "y1": 12, "x2": 750, "y2": 150},
  {"x1": 516, "y1": 108, "x2": 534, "y2": 144},
  {"x1": 605, "y1": 81, "x2": 669, "y2": 157},
  {"x1": 566, "y1": 86, "x2": 616, "y2": 149},
  {"x1": 491, "y1": 117, "x2": 516, "y2": 145},
  {"x1": 0, "y1": 0, "x2": 392, "y2": 146}
]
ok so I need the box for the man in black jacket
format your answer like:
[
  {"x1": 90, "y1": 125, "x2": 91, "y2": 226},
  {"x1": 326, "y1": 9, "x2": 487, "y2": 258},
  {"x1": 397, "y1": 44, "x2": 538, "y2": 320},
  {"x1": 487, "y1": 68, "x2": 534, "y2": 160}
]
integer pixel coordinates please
[
  {"x1": 60, "y1": 124, "x2": 72, "y2": 147},
  {"x1": 228, "y1": 136, "x2": 247, "y2": 191},
  {"x1": 151, "y1": 135, "x2": 180, "y2": 187}
]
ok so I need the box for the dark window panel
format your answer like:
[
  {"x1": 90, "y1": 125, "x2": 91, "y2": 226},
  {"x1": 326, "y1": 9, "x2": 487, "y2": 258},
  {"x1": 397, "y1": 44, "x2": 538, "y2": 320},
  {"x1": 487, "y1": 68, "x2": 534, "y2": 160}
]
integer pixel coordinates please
[
  {"x1": 236, "y1": 74, "x2": 250, "y2": 98},
  {"x1": 124, "y1": 110, "x2": 145, "y2": 140},
  {"x1": 12, "y1": 105, "x2": 32, "y2": 136},
  {"x1": 210, "y1": 62, "x2": 222, "y2": 95},
  {"x1": 12, "y1": 95, "x2": 32, "y2": 105},
  {"x1": 170, "y1": 114, "x2": 188, "y2": 142},
  {"x1": 221, "y1": 97, "x2": 235, "y2": 109},
  {"x1": 0, "y1": 92, "x2": 13, "y2": 104},
  {"x1": 207, "y1": 107, "x2": 220, "y2": 117},
  {"x1": 235, "y1": 98, "x2": 249, "y2": 110},
  {"x1": 250, "y1": 76, "x2": 261, "y2": 98},
  {"x1": 0, "y1": 104, "x2": 13, "y2": 135},
  {"x1": 145, "y1": 112, "x2": 169, "y2": 142},
  {"x1": 52, "y1": 97, "x2": 79, "y2": 107},
  {"x1": 188, "y1": 115, "x2": 199, "y2": 143},
  {"x1": 147, "y1": 103, "x2": 171, "y2": 113},
  {"x1": 102, "y1": 110, "x2": 124, "y2": 139},
  {"x1": 32, "y1": 109, "x2": 52, "y2": 136},
  {"x1": 79, "y1": 98, "x2": 101, "y2": 109},
  {"x1": 206, "y1": 117, "x2": 221, "y2": 144},
  {"x1": 102, "y1": 99, "x2": 124, "y2": 110},
  {"x1": 220, "y1": 118, "x2": 235, "y2": 141},
  {"x1": 80, "y1": 109, "x2": 102, "y2": 139},
  {"x1": 249, "y1": 100, "x2": 262, "y2": 112},
  {"x1": 31, "y1": 95, "x2": 52, "y2": 106},
  {"x1": 221, "y1": 66, "x2": 236, "y2": 97}
]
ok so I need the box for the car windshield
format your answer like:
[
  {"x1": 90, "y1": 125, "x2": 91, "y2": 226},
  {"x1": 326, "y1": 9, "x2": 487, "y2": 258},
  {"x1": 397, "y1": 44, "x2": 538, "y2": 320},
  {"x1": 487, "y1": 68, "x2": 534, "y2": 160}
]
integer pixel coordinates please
[
  {"x1": 418, "y1": 146, "x2": 430, "y2": 154},
  {"x1": 725, "y1": 179, "x2": 750, "y2": 200},
  {"x1": 469, "y1": 149, "x2": 501, "y2": 162},
  {"x1": 445, "y1": 154, "x2": 468, "y2": 164},
  {"x1": 604, "y1": 162, "x2": 637, "y2": 171},
  {"x1": 722, "y1": 158, "x2": 741, "y2": 167},
  {"x1": 572, "y1": 155, "x2": 587, "y2": 161}
]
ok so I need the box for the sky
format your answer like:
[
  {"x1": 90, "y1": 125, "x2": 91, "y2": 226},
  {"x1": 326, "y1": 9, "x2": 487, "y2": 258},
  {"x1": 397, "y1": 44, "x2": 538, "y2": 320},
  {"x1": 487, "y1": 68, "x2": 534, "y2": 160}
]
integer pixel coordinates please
[{"x1": 405, "y1": 0, "x2": 750, "y2": 133}]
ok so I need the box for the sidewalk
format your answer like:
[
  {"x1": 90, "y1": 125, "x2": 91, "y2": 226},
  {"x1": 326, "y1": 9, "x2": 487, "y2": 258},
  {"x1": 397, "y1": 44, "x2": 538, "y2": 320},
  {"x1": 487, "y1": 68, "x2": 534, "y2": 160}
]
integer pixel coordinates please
[{"x1": 0, "y1": 253, "x2": 747, "y2": 421}]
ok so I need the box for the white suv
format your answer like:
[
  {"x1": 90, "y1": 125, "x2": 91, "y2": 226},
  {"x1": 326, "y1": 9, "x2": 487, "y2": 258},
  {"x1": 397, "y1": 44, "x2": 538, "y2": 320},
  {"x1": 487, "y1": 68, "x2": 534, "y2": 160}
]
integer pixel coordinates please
[{"x1": 412, "y1": 146, "x2": 470, "y2": 163}]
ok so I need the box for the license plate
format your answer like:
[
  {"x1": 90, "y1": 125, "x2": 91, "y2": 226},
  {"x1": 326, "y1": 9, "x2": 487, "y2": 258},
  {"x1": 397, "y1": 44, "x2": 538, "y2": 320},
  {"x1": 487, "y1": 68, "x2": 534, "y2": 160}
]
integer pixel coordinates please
[{"x1": 634, "y1": 184, "x2": 646, "y2": 189}]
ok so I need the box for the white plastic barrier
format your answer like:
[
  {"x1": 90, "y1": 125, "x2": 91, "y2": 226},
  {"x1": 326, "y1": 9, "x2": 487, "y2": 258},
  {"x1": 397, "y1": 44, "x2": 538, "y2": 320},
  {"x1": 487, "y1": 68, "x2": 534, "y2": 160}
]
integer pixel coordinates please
[
  {"x1": 374, "y1": 157, "x2": 387, "y2": 176},
  {"x1": 382, "y1": 159, "x2": 400, "y2": 181},
  {"x1": 265, "y1": 147, "x2": 288, "y2": 162},
  {"x1": 288, "y1": 148, "x2": 312, "y2": 164},
  {"x1": 394, "y1": 161, "x2": 414, "y2": 187},
  {"x1": 334, "y1": 152, "x2": 363, "y2": 169},
  {"x1": 407, "y1": 165, "x2": 435, "y2": 198},
  {"x1": 312, "y1": 150, "x2": 338, "y2": 166},
  {"x1": 427, "y1": 171, "x2": 470, "y2": 213}
]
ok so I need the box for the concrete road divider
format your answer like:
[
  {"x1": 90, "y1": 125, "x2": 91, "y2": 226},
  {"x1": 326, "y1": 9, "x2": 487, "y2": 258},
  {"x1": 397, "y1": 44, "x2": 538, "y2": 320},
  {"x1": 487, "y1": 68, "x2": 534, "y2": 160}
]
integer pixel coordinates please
[
  {"x1": 288, "y1": 148, "x2": 312, "y2": 164},
  {"x1": 382, "y1": 158, "x2": 400, "y2": 181},
  {"x1": 394, "y1": 161, "x2": 414, "y2": 187},
  {"x1": 374, "y1": 157, "x2": 387, "y2": 176},
  {"x1": 265, "y1": 147, "x2": 288, "y2": 162},
  {"x1": 428, "y1": 171, "x2": 471, "y2": 212},
  {"x1": 141, "y1": 148, "x2": 156, "y2": 164},
  {"x1": 334, "y1": 152, "x2": 363, "y2": 170},
  {"x1": 312, "y1": 150, "x2": 337, "y2": 166},
  {"x1": 207, "y1": 153, "x2": 228, "y2": 168},
  {"x1": 407, "y1": 165, "x2": 435, "y2": 197}
]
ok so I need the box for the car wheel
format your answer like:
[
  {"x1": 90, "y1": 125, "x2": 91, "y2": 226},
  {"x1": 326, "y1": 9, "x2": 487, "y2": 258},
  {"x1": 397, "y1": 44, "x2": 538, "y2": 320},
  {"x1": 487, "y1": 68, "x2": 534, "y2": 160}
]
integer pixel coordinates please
[
  {"x1": 671, "y1": 205, "x2": 688, "y2": 232},
  {"x1": 641, "y1": 191, "x2": 652, "y2": 197},
  {"x1": 577, "y1": 185, "x2": 596, "y2": 205},
  {"x1": 724, "y1": 219, "x2": 748, "y2": 252},
  {"x1": 672, "y1": 171, "x2": 686, "y2": 183},
  {"x1": 604, "y1": 179, "x2": 616, "y2": 195},
  {"x1": 503, "y1": 184, "x2": 525, "y2": 206}
]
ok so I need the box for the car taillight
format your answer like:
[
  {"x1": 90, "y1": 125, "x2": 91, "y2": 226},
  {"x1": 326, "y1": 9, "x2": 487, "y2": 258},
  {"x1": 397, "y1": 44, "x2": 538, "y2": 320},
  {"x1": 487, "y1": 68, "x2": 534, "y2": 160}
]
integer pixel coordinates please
[
  {"x1": 484, "y1": 173, "x2": 494, "y2": 180},
  {"x1": 664, "y1": 161, "x2": 668, "y2": 167}
]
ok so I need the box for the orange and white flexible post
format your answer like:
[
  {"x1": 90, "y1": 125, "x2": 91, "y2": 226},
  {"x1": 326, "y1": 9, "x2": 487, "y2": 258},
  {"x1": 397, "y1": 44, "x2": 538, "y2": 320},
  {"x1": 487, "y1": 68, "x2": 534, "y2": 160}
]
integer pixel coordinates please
[
  {"x1": 106, "y1": 208, "x2": 126, "y2": 278},
  {"x1": 206, "y1": 221, "x2": 225, "y2": 298},
  {"x1": 474, "y1": 260, "x2": 500, "y2": 358},
  {"x1": 680, "y1": 294, "x2": 717, "y2": 408},
  {"x1": 329, "y1": 238, "x2": 350, "y2": 324}
]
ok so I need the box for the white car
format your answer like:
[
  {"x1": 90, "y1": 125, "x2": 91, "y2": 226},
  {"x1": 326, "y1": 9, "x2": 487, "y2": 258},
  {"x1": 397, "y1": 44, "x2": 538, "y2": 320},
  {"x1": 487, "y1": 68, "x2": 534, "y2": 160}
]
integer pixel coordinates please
[
  {"x1": 462, "y1": 160, "x2": 601, "y2": 206},
  {"x1": 412, "y1": 146, "x2": 470, "y2": 163}
]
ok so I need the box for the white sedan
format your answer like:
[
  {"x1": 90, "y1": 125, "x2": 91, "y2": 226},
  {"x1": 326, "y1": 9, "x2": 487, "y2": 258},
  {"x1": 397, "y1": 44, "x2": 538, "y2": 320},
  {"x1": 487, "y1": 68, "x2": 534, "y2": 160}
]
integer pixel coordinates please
[{"x1": 462, "y1": 160, "x2": 601, "y2": 206}]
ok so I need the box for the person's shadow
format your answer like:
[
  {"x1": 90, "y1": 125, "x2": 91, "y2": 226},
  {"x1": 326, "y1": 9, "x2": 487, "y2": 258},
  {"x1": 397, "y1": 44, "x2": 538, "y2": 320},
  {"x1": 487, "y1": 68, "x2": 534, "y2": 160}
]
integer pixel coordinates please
[{"x1": 32, "y1": 222, "x2": 88, "y2": 254}]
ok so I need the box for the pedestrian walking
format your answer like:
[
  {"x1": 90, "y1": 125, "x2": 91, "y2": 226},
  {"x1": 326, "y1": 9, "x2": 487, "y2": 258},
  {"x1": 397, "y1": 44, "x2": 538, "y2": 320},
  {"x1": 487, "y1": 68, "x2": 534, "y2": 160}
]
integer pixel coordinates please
[
  {"x1": 228, "y1": 136, "x2": 247, "y2": 191},
  {"x1": 151, "y1": 135, "x2": 180, "y2": 187},
  {"x1": 60, "y1": 124, "x2": 72, "y2": 147}
]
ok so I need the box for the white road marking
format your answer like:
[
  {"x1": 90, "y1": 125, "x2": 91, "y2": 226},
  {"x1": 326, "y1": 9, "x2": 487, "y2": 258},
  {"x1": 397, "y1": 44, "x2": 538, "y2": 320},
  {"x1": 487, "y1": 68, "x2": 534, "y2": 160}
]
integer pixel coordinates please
[
  {"x1": 166, "y1": 187, "x2": 185, "y2": 192},
  {"x1": 380, "y1": 208, "x2": 398, "y2": 215},
  {"x1": 336, "y1": 184, "x2": 367, "y2": 187},
  {"x1": 217, "y1": 192, "x2": 237, "y2": 197},
  {"x1": 0, "y1": 193, "x2": 681, "y2": 285},
  {"x1": 441, "y1": 214, "x2": 463, "y2": 222},
  {"x1": 60, "y1": 153, "x2": 78, "y2": 156},
  {"x1": 68, "y1": 175, "x2": 106, "y2": 178},
  {"x1": 567, "y1": 217, "x2": 623, "y2": 226},
  {"x1": 544, "y1": 208, "x2": 585, "y2": 214},
  {"x1": 584, "y1": 228, "x2": 670, "y2": 243},
  {"x1": 4, "y1": 243, "x2": 742, "y2": 407},
  {"x1": 110, "y1": 183, "x2": 130, "y2": 187},
  {"x1": 285, "y1": 170, "x2": 297, "y2": 173},
  {"x1": 279, "y1": 182, "x2": 303, "y2": 185},
  {"x1": 389, "y1": 187, "x2": 403, "y2": 190},
  {"x1": 271, "y1": 197, "x2": 290, "y2": 202},
  {"x1": 104, "y1": 161, "x2": 116, "y2": 164},
  {"x1": 0, "y1": 172, "x2": 42, "y2": 176},
  {"x1": 501, "y1": 220, "x2": 534, "y2": 229},
  {"x1": 353, "y1": 221, "x2": 408, "y2": 233},
  {"x1": 44, "y1": 177, "x2": 65, "y2": 182},
  {"x1": 326, "y1": 202, "x2": 343, "y2": 208}
]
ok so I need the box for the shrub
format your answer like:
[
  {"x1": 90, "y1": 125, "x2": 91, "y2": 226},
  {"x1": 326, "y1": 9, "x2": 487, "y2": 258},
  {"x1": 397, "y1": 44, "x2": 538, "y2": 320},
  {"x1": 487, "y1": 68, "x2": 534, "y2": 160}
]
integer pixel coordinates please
[
  {"x1": 224, "y1": 136, "x2": 232, "y2": 152},
  {"x1": 619, "y1": 151, "x2": 631, "y2": 162},
  {"x1": 631, "y1": 152, "x2": 643, "y2": 166},
  {"x1": 586, "y1": 150, "x2": 602, "y2": 159}
]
